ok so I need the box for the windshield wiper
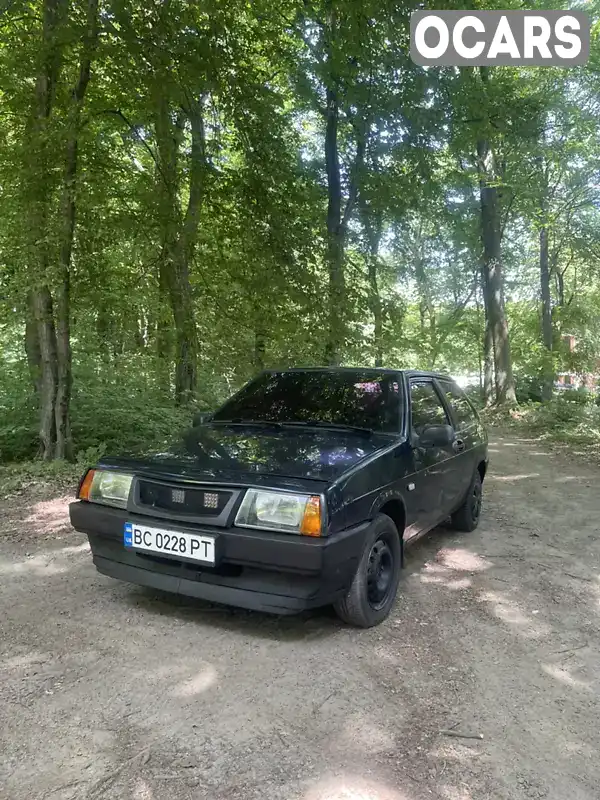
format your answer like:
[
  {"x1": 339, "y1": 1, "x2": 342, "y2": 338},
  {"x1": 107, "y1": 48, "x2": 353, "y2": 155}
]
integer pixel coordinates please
[
  {"x1": 280, "y1": 421, "x2": 374, "y2": 436},
  {"x1": 211, "y1": 418, "x2": 284, "y2": 428}
]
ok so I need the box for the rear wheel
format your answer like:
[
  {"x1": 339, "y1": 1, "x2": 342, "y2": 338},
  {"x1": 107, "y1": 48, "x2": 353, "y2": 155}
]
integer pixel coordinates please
[
  {"x1": 450, "y1": 470, "x2": 483, "y2": 532},
  {"x1": 333, "y1": 514, "x2": 402, "y2": 628}
]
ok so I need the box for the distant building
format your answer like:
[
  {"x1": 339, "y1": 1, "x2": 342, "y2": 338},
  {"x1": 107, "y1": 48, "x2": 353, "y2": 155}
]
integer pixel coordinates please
[
  {"x1": 554, "y1": 333, "x2": 600, "y2": 393},
  {"x1": 554, "y1": 373, "x2": 598, "y2": 391}
]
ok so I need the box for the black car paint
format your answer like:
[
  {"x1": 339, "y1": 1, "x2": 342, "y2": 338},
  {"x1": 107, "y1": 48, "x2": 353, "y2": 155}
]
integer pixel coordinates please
[{"x1": 70, "y1": 368, "x2": 488, "y2": 614}]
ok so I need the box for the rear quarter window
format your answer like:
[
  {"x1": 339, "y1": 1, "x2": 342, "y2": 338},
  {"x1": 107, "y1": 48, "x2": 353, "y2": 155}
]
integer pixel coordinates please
[{"x1": 439, "y1": 381, "x2": 479, "y2": 428}]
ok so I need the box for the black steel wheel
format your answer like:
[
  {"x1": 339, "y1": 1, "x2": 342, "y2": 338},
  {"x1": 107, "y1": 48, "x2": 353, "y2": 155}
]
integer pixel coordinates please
[
  {"x1": 334, "y1": 513, "x2": 402, "y2": 628},
  {"x1": 366, "y1": 538, "x2": 394, "y2": 610}
]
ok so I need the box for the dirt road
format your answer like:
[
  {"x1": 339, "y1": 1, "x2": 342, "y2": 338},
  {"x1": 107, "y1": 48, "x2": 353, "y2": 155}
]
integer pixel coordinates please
[{"x1": 1, "y1": 431, "x2": 599, "y2": 800}]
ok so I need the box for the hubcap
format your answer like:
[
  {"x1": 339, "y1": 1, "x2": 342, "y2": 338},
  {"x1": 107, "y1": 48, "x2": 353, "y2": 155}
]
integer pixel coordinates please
[{"x1": 366, "y1": 538, "x2": 394, "y2": 610}]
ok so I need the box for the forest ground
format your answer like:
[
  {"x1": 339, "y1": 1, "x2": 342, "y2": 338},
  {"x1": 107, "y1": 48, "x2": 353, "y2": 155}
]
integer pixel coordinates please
[{"x1": 1, "y1": 430, "x2": 599, "y2": 800}]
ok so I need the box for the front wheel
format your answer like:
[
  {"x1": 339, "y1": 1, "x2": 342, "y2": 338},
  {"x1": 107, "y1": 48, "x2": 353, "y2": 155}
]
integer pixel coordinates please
[{"x1": 333, "y1": 514, "x2": 402, "y2": 628}]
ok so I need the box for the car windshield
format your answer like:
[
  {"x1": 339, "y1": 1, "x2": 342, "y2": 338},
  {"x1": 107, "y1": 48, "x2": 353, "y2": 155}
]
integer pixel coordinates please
[{"x1": 211, "y1": 371, "x2": 403, "y2": 433}]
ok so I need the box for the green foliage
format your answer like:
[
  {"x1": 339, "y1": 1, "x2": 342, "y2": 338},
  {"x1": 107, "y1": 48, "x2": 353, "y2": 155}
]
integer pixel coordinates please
[
  {"x1": 0, "y1": 351, "x2": 197, "y2": 463},
  {"x1": 1, "y1": 0, "x2": 600, "y2": 462},
  {"x1": 0, "y1": 458, "x2": 84, "y2": 500},
  {"x1": 69, "y1": 374, "x2": 194, "y2": 461},
  {"x1": 486, "y1": 397, "x2": 600, "y2": 461}
]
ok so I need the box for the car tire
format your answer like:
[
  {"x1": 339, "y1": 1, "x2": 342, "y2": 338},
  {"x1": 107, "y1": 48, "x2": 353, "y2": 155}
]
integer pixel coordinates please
[
  {"x1": 450, "y1": 470, "x2": 483, "y2": 532},
  {"x1": 333, "y1": 513, "x2": 402, "y2": 628}
]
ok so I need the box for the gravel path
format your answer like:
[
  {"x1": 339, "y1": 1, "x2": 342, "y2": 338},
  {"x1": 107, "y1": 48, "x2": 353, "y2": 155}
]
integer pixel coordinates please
[{"x1": 1, "y1": 431, "x2": 599, "y2": 800}]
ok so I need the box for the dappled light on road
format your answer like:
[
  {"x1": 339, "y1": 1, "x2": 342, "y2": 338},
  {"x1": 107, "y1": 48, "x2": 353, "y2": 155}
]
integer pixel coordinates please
[
  {"x1": 23, "y1": 495, "x2": 73, "y2": 535},
  {"x1": 338, "y1": 713, "x2": 396, "y2": 756},
  {"x1": 437, "y1": 548, "x2": 491, "y2": 573},
  {"x1": 0, "y1": 541, "x2": 89, "y2": 577},
  {"x1": 304, "y1": 774, "x2": 411, "y2": 800},
  {"x1": 419, "y1": 547, "x2": 492, "y2": 591},
  {"x1": 1, "y1": 651, "x2": 50, "y2": 671},
  {"x1": 132, "y1": 777, "x2": 154, "y2": 800},
  {"x1": 542, "y1": 663, "x2": 591, "y2": 691},
  {"x1": 478, "y1": 589, "x2": 551, "y2": 639},
  {"x1": 487, "y1": 473, "x2": 540, "y2": 482},
  {"x1": 589, "y1": 576, "x2": 600, "y2": 612},
  {"x1": 420, "y1": 571, "x2": 472, "y2": 590},
  {"x1": 171, "y1": 665, "x2": 218, "y2": 698},
  {"x1": 438, "y1": 788, "x2": 474, "y2": 800}
]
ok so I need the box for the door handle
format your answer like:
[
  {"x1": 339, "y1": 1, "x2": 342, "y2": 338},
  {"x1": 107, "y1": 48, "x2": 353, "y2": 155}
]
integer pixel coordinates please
[{"x1": 453, "y1": 438, "x2": 465, "y2": 453}]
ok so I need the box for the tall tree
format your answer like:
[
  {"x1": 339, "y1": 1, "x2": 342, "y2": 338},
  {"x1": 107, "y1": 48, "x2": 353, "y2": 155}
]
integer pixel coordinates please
[
  {"x1": 475, "y1": 68, "x2": 516, "y2": 405},
  {"x1": 22, "y1": 0, "x2": 99, "y2": 458},
  {"x1": 55, "y1": 0, "x2": 99, "y2": 457}
]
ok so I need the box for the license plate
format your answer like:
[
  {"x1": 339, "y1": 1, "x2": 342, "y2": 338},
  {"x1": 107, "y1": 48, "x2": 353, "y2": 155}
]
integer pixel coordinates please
[{"x1": 124, "y1": 522, "x2": 215, "y2": 565}]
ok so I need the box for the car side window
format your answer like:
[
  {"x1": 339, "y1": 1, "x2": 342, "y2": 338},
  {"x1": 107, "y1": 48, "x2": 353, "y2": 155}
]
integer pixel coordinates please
[
  {"x1": 439, "y1": 381, "x2": 478, "y2": 429},
  {"x1": 410, "y1": 381, "x2": 450, "y2": 435}
]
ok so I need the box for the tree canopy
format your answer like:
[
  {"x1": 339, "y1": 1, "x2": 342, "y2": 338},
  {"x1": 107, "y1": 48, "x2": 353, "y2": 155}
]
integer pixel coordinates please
[{"x1": 1, "y1": 0, "x2": 600, "y2": 460}]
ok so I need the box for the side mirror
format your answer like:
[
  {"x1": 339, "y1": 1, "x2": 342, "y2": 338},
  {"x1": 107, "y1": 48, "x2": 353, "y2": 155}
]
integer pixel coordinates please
[
  {"x1": 193, "y1": 411, "x2": 213, "y2": 426},
  {"x1": 418, "y1": 424, "x2": 454, "y2": 448}
]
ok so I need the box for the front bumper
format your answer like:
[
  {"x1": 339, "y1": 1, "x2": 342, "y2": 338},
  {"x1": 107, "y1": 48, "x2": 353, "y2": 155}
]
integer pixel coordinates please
[{"x1": 70, "y1": 501, "x2": 369, "y2": 614}]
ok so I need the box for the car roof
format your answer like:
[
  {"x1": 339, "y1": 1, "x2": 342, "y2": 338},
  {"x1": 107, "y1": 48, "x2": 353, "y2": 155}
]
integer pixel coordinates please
[
  {"x1": 262, "y1": 367, "x2": 454, "y2": 381},
  {"x1": 264, "y1": 366, "x2": 400, "y2": 375},
  {"x1": 402, "y1": 369, "x2": 454, "y2": 381}
]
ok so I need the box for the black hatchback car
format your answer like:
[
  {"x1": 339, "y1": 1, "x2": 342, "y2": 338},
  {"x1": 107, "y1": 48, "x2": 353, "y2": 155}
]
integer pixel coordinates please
[{"x1": 70, "y1": 368, "x2": 488, "y2": 627}]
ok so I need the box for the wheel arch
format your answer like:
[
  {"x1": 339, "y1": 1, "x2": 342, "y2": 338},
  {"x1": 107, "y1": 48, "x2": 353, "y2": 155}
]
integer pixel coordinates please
[{"x1": 370, "y1": 493, "x2": 406, "y2": 564}]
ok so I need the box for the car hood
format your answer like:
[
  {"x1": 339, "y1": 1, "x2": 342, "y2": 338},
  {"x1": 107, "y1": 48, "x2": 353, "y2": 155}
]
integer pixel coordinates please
[{"x1": 99, "y1": 423, "x2": 399, "y2": 485}]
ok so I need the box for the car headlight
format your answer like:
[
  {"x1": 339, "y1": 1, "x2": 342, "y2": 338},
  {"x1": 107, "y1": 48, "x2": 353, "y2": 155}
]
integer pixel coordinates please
[
  {"x1": 78, "y1": 469, "x2": 133, "y2": 509},
  {"x1": 235, "y1": 489, "x2": 322, "y2": 536}
]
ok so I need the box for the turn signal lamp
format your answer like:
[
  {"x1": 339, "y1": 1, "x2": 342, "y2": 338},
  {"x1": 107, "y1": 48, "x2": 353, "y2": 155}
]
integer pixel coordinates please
[
  {"x1": 300, "y1": 495, "x2": 322, "y2": 537},
  {"x1": 78, "y1": 469, "x2": 96, "y2": 501}
]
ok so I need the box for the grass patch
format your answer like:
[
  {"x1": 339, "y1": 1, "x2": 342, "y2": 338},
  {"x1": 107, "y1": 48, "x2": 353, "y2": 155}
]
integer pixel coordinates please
[{"x1": 0, "y1": 459, "x2": 83, "y2": 500}]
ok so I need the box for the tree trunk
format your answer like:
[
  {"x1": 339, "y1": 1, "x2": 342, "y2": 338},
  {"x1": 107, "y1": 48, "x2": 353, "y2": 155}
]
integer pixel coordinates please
[
  {"x1": 96, "y1": 304, "x2": 111, "y2": 372},
  {"x1": 477, "y1": 137, "x2": 517, "y2": 405},
  {"x1": 25, "y1": 293, "x2": 42, "y2": 399},
  {"x1": 154, "y1": 90, "x2": 201, "y2": 404},
  {"x1": 360, "y1": 207, "x2": 384, "y2": 367},
  {"x1": 254, "y1": 326, "x2": 267, "y2": 371},
  {"x1": 483, "y1": 317, "x2": 495, "y2": 406},
  {"x1": 354, "y1": 110, "x2": 383, "y2": 368},
  {"x1": 428, "y1": 310, "x2": 437, "y2": 369},
  {"x1": 539, "y1": 223, "x2": 553, "y2": 401},
  {"x1": 474, "y1": 289, "x2": 484, "y2": 396},
  {"x1": 172, "y1": 98, "x2": 204, "y2": 403},
  {"x1": 54, "y1": 0, "x2": 99, "y2": 458},
  {"x1": 479, "y1": 266, "x2": 495, "y2": 406},
  {"x1": 24, "y1": 0, "x2": 97, "y2": 458},
  {"x1": 26, "y1": 0, "x2": 67, "y2": 459},
  {"x1": 414, "y1": 239, "x2": 434, "y2": 368},
  {"x1": 32, "y1": 287, "x2": 58, "y2": 459},
  {"x1": 556, "y1": 269, "x2": 565, "y2": 307},
  {"x1": 156, "y1": 257, "x2": 173, "y2": 394},
  {"x1": 324, "y1": 81, "x2": 345, "y2": 366}
]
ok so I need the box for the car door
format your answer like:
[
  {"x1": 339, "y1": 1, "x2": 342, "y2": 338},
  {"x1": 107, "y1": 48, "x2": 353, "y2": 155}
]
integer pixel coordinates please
[
  {"x1": 407, "y1": 379, "x2": 456, "y2": 536},
  {"x1": 436, "y1": 379, "x2": 480, "y2": 509}
]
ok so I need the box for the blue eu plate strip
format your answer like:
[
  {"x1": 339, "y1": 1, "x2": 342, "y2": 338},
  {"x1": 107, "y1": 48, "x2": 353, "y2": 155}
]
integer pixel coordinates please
[{"x1": 124, "y1": 522, "x2": 133, "y2": 546}]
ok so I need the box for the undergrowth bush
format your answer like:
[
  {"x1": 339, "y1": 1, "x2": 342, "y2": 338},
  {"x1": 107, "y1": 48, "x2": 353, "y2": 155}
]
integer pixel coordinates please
[
  {"x1": 483, "y1": 396, "x2": 600, "y2": 457},
  {"x1": 0, "y1": 357, "x2": 203, "y2": 463}
]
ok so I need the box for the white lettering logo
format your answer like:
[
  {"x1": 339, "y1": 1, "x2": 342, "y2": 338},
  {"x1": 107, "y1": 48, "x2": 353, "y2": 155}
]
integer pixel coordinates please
[{"x1": 410, "y1": 10, "x2": 589, "y2": 66}]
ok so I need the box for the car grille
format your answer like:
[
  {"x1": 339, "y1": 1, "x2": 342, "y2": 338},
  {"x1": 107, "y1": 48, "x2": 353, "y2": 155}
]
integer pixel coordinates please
[{"x1": 137, "y1": 480, "x2": 231, "y2": 517}]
